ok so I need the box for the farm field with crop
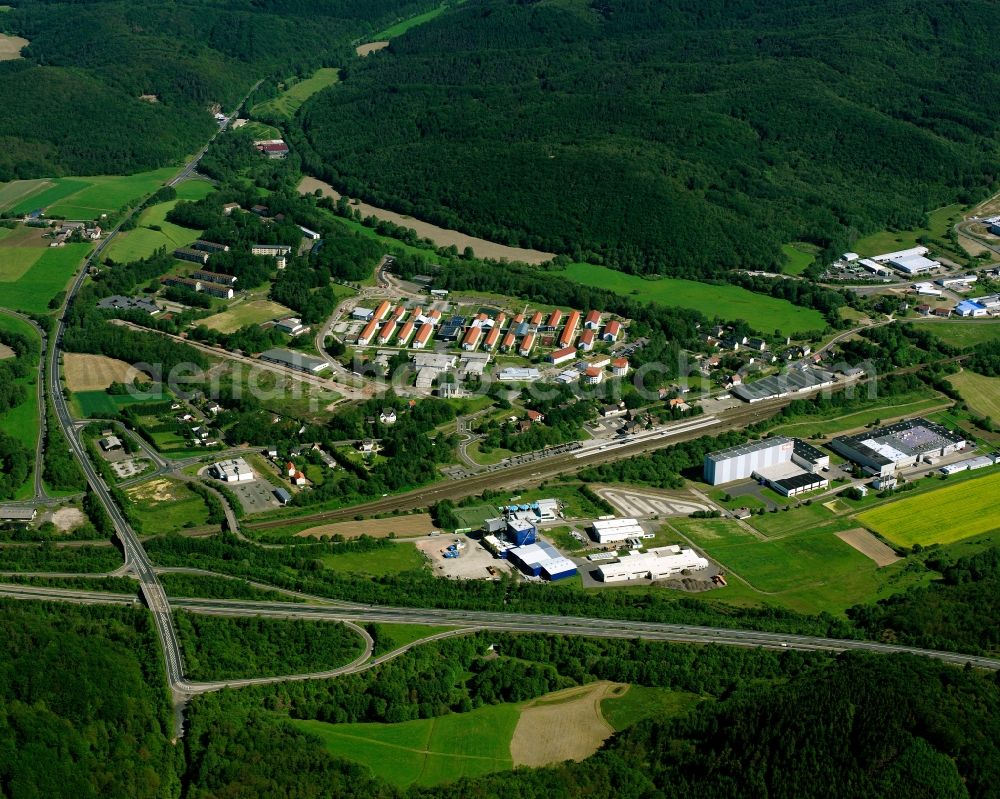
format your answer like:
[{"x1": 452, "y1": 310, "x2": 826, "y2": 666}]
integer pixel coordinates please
[
  {"x1": 251, "y1": 68, "x2": 340, "y2": 119},
  {"x1": 949, "y1": 371, "x2": 1000, "y2": 420},
  {"x1": 1, "y1": 168, "x2": 177, "y2": 219},
  {"x1": 104, "y1": 179, "x2": 211, "y2": 263},
  {"x1": 908, "y1": 319, "x2": 1000, "y2": 348},
  {"x1": 0, "y1": 242, "x2": 90, "y2": 312},
  {"x1": 559, "y1": 262, "x2": 825, "y2": 335},
  {"x1": 858, "y1": 470, "x2": 1000, "y2": 547}
]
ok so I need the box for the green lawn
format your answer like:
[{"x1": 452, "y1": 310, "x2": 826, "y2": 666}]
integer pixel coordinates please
[
  {"x1": 908, "y1": 319, "x2": 1000, "y2": 348},
  {"x1": 5, "y1": 168, "x2": 177, "y2": 219},
  {"x1": 852, "y1": 203, "x2": 966, "y2": 258},
  {"x1": 0, "y1": 243, "x2": 89, "y2": 312},
  {"x1": 370, "y1": 623, "x2": 457, "y2": 656},
  {"x1": 858, "y1": 470, "x2": 1000, "y2": 547},
  {"x1": 781, "y1": 242, "x2": 817, "y2": 276},
  {"x1": 770, "y1": 389, "x2": 947, "y2": 438},
  {"x1": 321, "y1": 542, "x2": 427, "y2": 577},
  {"x1": 127, "y1": 480, "x2": 214, "y2": 535},
  {"x1": 450, "y1": 503, "x2": 500, "y2": 529},
  {"x1": 559, "y1": 262, "x2": 826, "y2": 336},
  {"x1": 252, "y1": 68, "x2": 340, "y2": 119},
  {"x1": 198, "y1": 299, "x2": 294, "y2": 333},
  {"x1": 0, "y1": 313, "x2": 40, "y2": 499},
  {"x1": 105, "y1": 180, "x2": 211, "y2": 263},
  {"x1": 2, "y1": 179, "x2": 90, "y2": 214},
  {"x1": 948, "y1": 371, "x2": 1000, "y2": 419},
  {"x1": 671, "y1": 516, "x2": 928, "y2": 615},
  {"x1": 600, "y1": 685, "x2": 703, "y2": 732},
  {"x1": 516, "y1": 483, "x2": 610, "y2": 520},
  {"x1": 294, "y1": 701, "x2": 519, "y2": 788},
  {"x1": 71, "y1": 389, "x2": 170, "y2": 418},
  {"x1": 370, "y1": 4, "x2": 448, "y2": 40},
  {"x1": 0, "y1": 246, "x2": 44, "y2": 281}
]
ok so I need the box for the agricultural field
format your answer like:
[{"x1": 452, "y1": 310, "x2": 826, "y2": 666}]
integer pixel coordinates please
[
  {"x1": 63, "y1": 353, "x2": 143, "y2": 392},
  {"x1": 0, "y1": 241, "x2": 90, "y2": 313},
  {"x1": 104, "y1": 179, "x2": 211, "y2": 263},
  {"x1": 851, "y1": 203, "x2": 966, "y2": 258},
  {"x1": 369, "y1": 3, "x2": 447, "y2": 40},
  {"x1": 509, "y1": 682, "x2": 617, "y2": 767},
  {"x1": 0, "y1": 168, "x2": 177, "y2": 219},
  {"x1": 251, "y1": 68, "x2": 340, "y2": 119},
  {"x1": 321, "y1": 542, "x2": 428, "y2": 577},
  {"x1": 858, "y1": 470, "x2": 1000, "y2": 547},
  {"x1": 949, "y1": 371, "x2": 1000, "y2": 419},
  {"x1": 0, "y1": 225, "x2": 47, "y2": 281},
  {"x1": 559, "y1": 262, "x2": 825, "y2": 336},
  {"x1": 125, "y1": 478, "x2": 214, "y2": 535},
  {"x1": 199, "y1": 299, "x2": 293, "y2": 334},
  {"x1": 770, "y1": 387, "x2": 947, "y2": 438},
  {"x1": 910, "y1": 319, "x2": 1000, "y2": 348},
  {"x1": 600, "y1": 684, "x2": 703, "y2": 732},
  {"x1": 0, "y1": 32, "x2": 26, "y2": 60},
  {"x1": 294, "y1": 702, "x2": 519, "y2": 788},
  {"x1": 670, "y1": 515, "x2": 928, "y2": 615},
  {"x1": 781, "y1": 242, "x2": 817, "y2": 276},
  {"x1": 70, "y1": 388, "x2": 169, "y2": 418}
]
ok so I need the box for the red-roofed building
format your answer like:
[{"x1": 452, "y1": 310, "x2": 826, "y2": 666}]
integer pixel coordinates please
[
  {"x1": 500, "y1": 331, "x2": 517, "y2": 352},
  {"x1": 612, "y1": 357, "x2": 629, "y2": 376},
  {"x1": 603, "y1": 320, "x2": 622, "y2": 341},
  {"x1": 484, "y1": 324, "x2": 503, "y2": 350},
  {"x1": 549, "y1": 346, "x2": 577, "y2": 366},
  {"x1": 412, "y1": 322, "x2": 434, "y2": 349},
  {"x1": 357, "y1": 318, "x2": 379, "y2": 347},
  {"x1": 578, "y1": 329, "x2": 595, "y2": 351},
  {"x1": 547, "y1": 309, "x2": 563, "y2": 329},
  {"x1": 378, "y1": 320, "x2": 397, "y2": 345},
  {"x1": 519, "y1": 333, "x2": 535, "y2": 356},
  {"x1": 526, "y1": 409, "x2": 545, "y2": 423},
  {"x1": 397, "y1": 320, "x2": 416, "y2": 346},
  {"x1": 462, "y1": 326, "x2": 482, "y2": 351},
  {"x1": 584, "y1": 310, "x2": 602, "y2": 329},
  {"x1": 373, "y1": 300, "x2": 391, "y2": 322},
  {"x1": 530, "y1": 311, "x2": 543, "y2": 327},
  {"x1": 513, "y1": 313, "x2": 525, "y2": 324},
  {"x1": 559, "y1": 311, "x2": 581, "y2": 348},
  {"x1": 583, "y1": 366, "x2": 603, "y2": 385}
]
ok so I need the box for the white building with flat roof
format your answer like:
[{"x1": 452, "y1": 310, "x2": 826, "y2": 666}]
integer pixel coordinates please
[
  {"x1": 591, "y1": 518, "x2": 645, "y2": 544},
  {"x1": 210, "y1": 458, "x2": 255, "y2": 482},
  {"x1": 703, "y1": 437, "x2": 794, "y2": 485},
  {"x1": 596, "y1": 546, "x2": 709, "y2": 583}
]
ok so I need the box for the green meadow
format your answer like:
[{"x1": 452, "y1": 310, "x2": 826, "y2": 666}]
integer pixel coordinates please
[
  {"x1": 0, "y1": 242, "x2": 90, "y2": 313},
  {"x1": 2, "y1": 168, "x2": 177, "y2": 219},
  {"x1": 851, "y1": 203, "x2": 965, "y2": 258},
  {"x1": 559, "y1": 262, "x2": 826, "y2": 335},
  {"x1": 105, "y1": 179, "x2": 211, "y2": 263},
  {"x1": 252, "y1": 68, "x2": 340, "y2": 119}
]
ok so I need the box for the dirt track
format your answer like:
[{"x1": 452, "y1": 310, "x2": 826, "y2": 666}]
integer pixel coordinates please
[
  {"x1": 510, "y1": 682, "x2": 618, "y2": 767},
  {"x1": 298, "y1": 176, "x2": 555, "y2": 265},
  {"x1": 296, "y1": 513, "x2": 438, "y2": 539}
]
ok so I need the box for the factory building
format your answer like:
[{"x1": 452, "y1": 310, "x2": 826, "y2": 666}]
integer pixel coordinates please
[
  {"x1": 210, "y1": 458, "x2": 255, "y2": 482},
  {"x1": 595, "y1": 546, "x2": 709, "y2": 583},
  {"x1": 590, "y1": 518, "x2": 645, "y2": 544},
  {"x1": 507, "y1": 542, "x2": 577, "y2": 580},
  {"x1": 259, "y1": 348, "x2": 329, "y2": 374},
  {"x1": 506, "y1": 518, "x2": 537, "y2": 546},
  {"x1": 703, "y1": 437, "x2": 794, "y2": 485},
  {"x1": 830, "y1": 418, "x2": 966, "y2": 477},
  {"x1": 792, "y1": 439, "x2": 830, "y2": 473}
]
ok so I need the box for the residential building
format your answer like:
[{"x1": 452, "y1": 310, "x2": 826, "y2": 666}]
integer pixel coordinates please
[
  {"x1": 584, "y1": 310, "x2": 602, "y2": 329},
  {"x1": 397, "y1": 320, "x2": 416, "y2": 346},
  {"x1": 173, "y1": 247, "x2": 210, "y2": 265},
  {"x1": 461, "y1": 325, "x2": 482, "y2": 351},
  {"x1": 192, "y1": 269, "x2": 237, "y2": 286},
  {"x1": 519, "y1": 333, "x2": 535, "y2": 356},
  {"x1": 373, "y1": 300, "x2": 392, "y2": 322},
  {"x1": 500, "y1": 331, "x2": 517, "y2": 352},
  {"x1": 191, "y1": 240, "x2": 230, "y2": 254},
  {"x1": 559, "y1": 310, "x2": 581, "y2": 348},
  {"x1": 583, "y1": 366, "x2": 603, "y2": 384},
  {"x1": 357, "y1": 318, "x2": 379, "y2": 347},
  {"x1": 546, "y1": 309, "x2": 563, "y2": 329},
  {"x1": 611, "y1": 357, "x2": 629, "y2": 376},
  {"x1": 603, "y1": 320, "x2": 622, "y2": 341},
  {"x1": 578, "y1": 329, "x2": 595, "y2": 351},
  {"x1": 251, "y1": 244, "x2": 292, "y2": 256},
  {"x1": 377, "y1": 320, "x2": 397, "y2": 345},
  {"x1": 549, "y1": 346, "x2": 577, "y2": 366},
  {"x1": 298, "y1": 225, "x2": 320, "y2": 240},
  {"x1": 412, "y1": 323, "x2": 434, "y2": 349}
]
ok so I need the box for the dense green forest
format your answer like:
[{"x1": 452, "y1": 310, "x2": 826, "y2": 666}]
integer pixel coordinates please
[
  {"x1": 300, "y1": 0, "x2": 1000, "y2": 274},
  {"x1": 0, "y1": 0, "x2": 441, "y2": 178},
  {"x1": 0, "y1": 600, "x2": 178, "y2": 798}
]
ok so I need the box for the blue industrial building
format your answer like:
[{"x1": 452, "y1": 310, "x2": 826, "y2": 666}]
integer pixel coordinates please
[
  {"x1": 508, "y1": 542, "x2": 577, "y2": 580},
  {"x1": 506, "y1": 518, "x2": 537, "y2": 546}
]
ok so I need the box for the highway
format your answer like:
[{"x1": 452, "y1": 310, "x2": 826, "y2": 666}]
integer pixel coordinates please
[{"x1": 2, "y1": 583, "x2": 998, "y2": 680}]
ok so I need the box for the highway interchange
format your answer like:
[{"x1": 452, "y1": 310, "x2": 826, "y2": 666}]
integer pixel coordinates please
[{"x1": 5, "y1": 96, "x2": 999, "y2": 736}]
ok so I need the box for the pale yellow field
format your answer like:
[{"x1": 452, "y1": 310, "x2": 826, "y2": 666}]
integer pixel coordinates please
[
  {"x1": 63, "y1": 353, "x2": 143, "y2": 391},
  {"x1": 510, "y1": 682, "x2": 618, "y2": 768},
  {"x1": 835, "y1": 528, "x2": 900, "y2": 567},
  {"x1": 0, "y1": 33, "x2": 27, "y2": 61},
  {"x1": 356, "y1": 40, "x2": 389, "y2": 56},
  {"x1": 0, "y1": 343, "x2": 14, "y2": 360},
  {"x1": 199, "y1": 300, "x2": 292, "y2": 334},
  {"x1": 949, "y1": 370, "x2": 1000, "y2": 420}
]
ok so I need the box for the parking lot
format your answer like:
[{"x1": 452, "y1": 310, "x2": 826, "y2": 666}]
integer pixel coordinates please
[
  {"x1": 199, "y1": 466, "x2": 280, "y2": 513},
  {"x1": 415, "y1": 535, "x2": 514, "y2": 580}
]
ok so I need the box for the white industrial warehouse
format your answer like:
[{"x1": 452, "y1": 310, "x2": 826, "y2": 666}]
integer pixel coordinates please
[
  {"x1": 590, "y1": 518, "x2": 649, "y2": 544},
  {"x1": 596, "y1": 546, "x2": 709, "y2": 583}
]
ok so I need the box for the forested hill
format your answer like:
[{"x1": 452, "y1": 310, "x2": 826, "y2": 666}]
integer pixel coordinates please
[
  {"x1": 299, "y1": 0, "x2": 1000, "y2": 276},
  {"x1": 0, "y1": 0, "x2": 438, "y2": 179}
]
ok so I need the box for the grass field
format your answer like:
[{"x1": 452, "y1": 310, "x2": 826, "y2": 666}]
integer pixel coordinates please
[
  {"x1": 858, "y1": 470, "x2": 1000, "y2": 547},
  {"x1": 450, "y1": 504, "x2": 499, "y2": 530},
  {"x1": 63, "y1": 353, "x2": 143, "y2": 391},
  {"x1": 949, "y1": 371, "x2": 1000, "y2": 419},
  {"x1": 370, "y1": 4, "x2": 447, "y2": 40},
  {"x1": 321, "y1": 542, "x2": 427, "y2": 577},
  {"x1": 770, "y1": 388, "x2": 947, "y2": 438},
  {"x1": 781, "y1": 242, "x2": 817, "y2": 276},
  {"x1": 852, "y1": 204, "x2": 966, "y2": 258},
  {"x1": 126, "y1": 478, "x2": 213, "y2": 535},
  {"x1": 104, "y1": 180, "x2": 211, "y2": 263},
  {"x1": 252, "y1": 68, "x2": 340, "y2": 118},
  {"x1": 600, "y1": 685, "x2": 703, "y2": 732},
  {"x1": 670, "y1": 516, "x2": 927, "y2": 615},
  {"x1": 908, "y1": 319, "x2": 1000, "y2": 348},
  {"x1": 369, "y1": 623, "x2": 457, "y2": 656},
  {"x1": 71, "y1": 389, "x2": 170, "y2": 418},
  {"x1": 0, "y1": 242, "x2": 90, "y2": 312},
  {"x1": 559, "y1": 262, "x2": 825, "y2": 335},
  {"x1": 0, "y1": 313, "x2": 39, "y2": 499},
  {"x1": 295, "y1": 702, "x2": 519, "y2": 787},
  {"x1": 1, "y1": 168, "x2": 177, "y2": 219},
  {"x1": 199, "y1": 299, "x2": 293, "y2": 333}
]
